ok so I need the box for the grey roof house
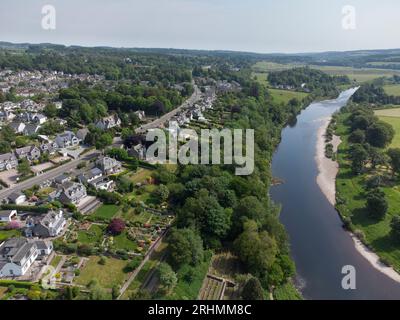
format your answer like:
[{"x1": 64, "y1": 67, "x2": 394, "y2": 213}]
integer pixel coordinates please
[
  {"x1": 96, "y1": 156, "x2": 122, "y2": 175},
  {"x1": 0, "y1": 152, "x2": 18, "y2": 171},
  {"x1": 24, "y1": 210, "x2": 66, "y2": 238},
  {"x1": 15, "y1": 145, "x2": 41, "y2": 162}
]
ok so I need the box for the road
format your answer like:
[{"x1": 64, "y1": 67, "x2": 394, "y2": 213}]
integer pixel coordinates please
[
  {"x1": 135, "y1": 84, "x2": 202, "y2": 133},
  {"x1": 0, "y1": 149, "x2": 100, "y2": 200},
  {"x1": 0, "y1": 85, "x2": 200, "y2": 201}
]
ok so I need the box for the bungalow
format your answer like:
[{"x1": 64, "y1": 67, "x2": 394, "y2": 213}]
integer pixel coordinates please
[
  {"x1": 96, "y1": 156, "x2": 122, "y2": 175},
  {"x1": 53, "y1": 174, "x2": 71, "y2": 186},
  {"x1": 95, "y1": 114, "x2": 121, "y2": 130},
  {"x1": 55, "y1": 131, "x2": 80, "y2": 148},
  {"x1": 15, "y1": 146, "x2": 41, "y2": 162},
  {"x1": 0, "y1": 210, "x2": 17, "y2": 222},
  {"x1": 0, "y1": 153, "x2": 18, "y2": 171},
  {"x1": 8, "y1": 192, "x2": 26, "y2": 205},
  {"x1": 24, "y1": 210, "x2": 66, "y2": 238},
  {"x1": 58, "y1": 182, "x2": 87, "y2": 205}
]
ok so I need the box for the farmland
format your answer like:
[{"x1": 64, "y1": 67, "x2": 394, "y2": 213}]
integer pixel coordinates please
[
  {"x1": 269, "y1": 88, "x2": 309, "y2": 104},
  {"x1": 375, "y1": 107, "x2": 400, "y2": 148},
  {"x1": 383, "y1": 84, "x2": 400, "y2": 96}
]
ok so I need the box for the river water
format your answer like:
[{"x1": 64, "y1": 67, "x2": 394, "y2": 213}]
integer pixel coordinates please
[{"x1": 270, "y1": 88, "x2": 400, "y2": 299}]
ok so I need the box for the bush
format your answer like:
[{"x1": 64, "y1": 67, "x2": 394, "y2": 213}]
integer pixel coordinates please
[{"x1": 124, "y1": 257, "x2": 142, "y2": 273}]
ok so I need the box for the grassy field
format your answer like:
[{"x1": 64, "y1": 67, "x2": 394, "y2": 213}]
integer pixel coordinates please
[
  {"x1": 253, "y1": 60, "x2": 400, "y2": 84},
  {"x1": 50, "y1": 255, "x2": 62, "y2": 268},
  {"x1": 127, "y1": 168, "x2": 153, "y2": 184},
  {"x1": 75, "y1": 256, "x2": 129, "y2": 288},
  {"x1": 374, "y1": 108, "x2": 400, "y2": 149},
  {"x1": 336, "y1": 112, "x2": 400, "y2": 272},
  {"x1": 92, "y1": 204, "x2": 120, "y2": 220},
  {"x1": 383, "y1": 84, "x2": 400, "y2": 96},
  {"x1": 112, "y1": 230, "x2": 137, "y2": 251},
  {"x1": 269, "y1": 88, "x2": 309, "y2": 104}
]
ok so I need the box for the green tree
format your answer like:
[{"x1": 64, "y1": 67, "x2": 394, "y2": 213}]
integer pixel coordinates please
[
  {"x1": 388, "y1": 148, "x2": 400, "y2": 177},
  {"x1": 366, "y1": 121, "x2": 395, "y2": 148},
  {"x1": 349, "y1": 144, "x2": 368, "y2": 175},
  {"x1": 168, "y1": 228, "x2": 204, "y2": 267},
  {"x1": 17, "y1": 158, "x2": 31, "y2": 177},
  {"x1": 241, "y1": 277, "x2": 264, "y2": 300},
  {"x1": 153, "y1": 184, "x2": 170, "y2": 203},
  {"x1": 390, "y1": 216, "x2": 400, "y2": 243},
  {"x1": 44, "y1": 103, "x2": 58, "y2": 118},
  {"x1": 157, "y1": 262, "x2": 177, "y2": 293},
  {"x1": 366, "y1": 188, "x2": 388, "y2": 220}
]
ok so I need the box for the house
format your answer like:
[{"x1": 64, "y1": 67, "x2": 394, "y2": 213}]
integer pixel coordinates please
[
  {"x1": 32, "y1": 114, "x2": 47, "y2": 125},
  {"x1": 0, "y1": 238, "x2": 38, "y2": 277},
  {"x1": 24, "y1": 210, "x2": 66, "y2": 238},
  {"x1": 0, "y1": 111, "x2": 16, "y2": 122},
  {"x1": 0, "y1": 238, "x2": 53, "y2": 277},
  {"x1": 53, "y1": 174, "x2": 71, "y2": 185},
  {"x1": 0, "y1": 210, "x2": 17, "y2": 222},
  {"x1": 76, "y1": 128, "x2": 89, "y2": 141},
  {"x1": 95, "y1": 114, "x2": 121, "y2": 130},
  {"x1": 34, "y1": 240, "x2": 53, "y2": 257},
  {"x1": 0, "y1": 153, "x2": 18, "y2": 171},
  {"x1": 90, "y1": 177, "x2": 115, "y2": 191},
  {"x1": 58, "y1": 182, "x2": 87, "y2": 205},
  {"x1": 23, "y1": 124, "x2": 41, "y2": 136},
  {"x1": 78, "y1": 167, "x2": 103, "y2": 184},
  {"x1": 40, "y1": 142, "x2": 58, "y2": 155},
  {"x1": 55, "y1": 131, "x2": 80, "y2": 148},
  {"x1": 128, "y1": 143, "x2": 146, "y2": 160},
  {"x1": 96, "y1": 156, "x2": 122, "y2": 175},
  {"x1": 9, "y1": 122, "x2": 26, "y2": 134},
  {"x1": 134, "y1": 110, "x2": 146, "y2": 121},
  {"x1": 15, "y1": 146, "x2": 41, "y2": 162},
  {"x1": 8, "y1": 192, "x2": 26, "y2": 205}
]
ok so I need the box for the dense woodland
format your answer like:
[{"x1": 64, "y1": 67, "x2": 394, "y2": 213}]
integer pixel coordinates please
[{"x1": 267, "y1": 67, "x2": 350, "y2": 97}]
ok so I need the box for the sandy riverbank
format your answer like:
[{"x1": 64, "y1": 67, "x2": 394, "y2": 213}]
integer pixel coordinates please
[{"x1": 315, "y1": 116, "x2": 400, "y2": 284}]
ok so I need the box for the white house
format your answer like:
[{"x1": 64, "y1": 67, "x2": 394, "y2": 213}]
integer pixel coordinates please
[
  {"x1": 0, "y1": 238, "x2": 38, "y2": 277},
  {"x1": 0, "y1": 238, "x2": 53, "y2": 278},
  {"x1": 0, "y1": 210, "x2": 17, "y2": 222}
]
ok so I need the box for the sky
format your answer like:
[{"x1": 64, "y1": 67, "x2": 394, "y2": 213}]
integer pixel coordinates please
[{"x1": 0, "y1": 0, "x2": 399, "y2": 54}]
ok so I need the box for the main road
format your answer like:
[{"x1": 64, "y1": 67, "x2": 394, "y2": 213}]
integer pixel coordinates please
[
  {"x1": 0, "y1": 84, "x2": 201, "y2": 201},
  {"x1": 135, "y1": 84, "x2": 202, "y2": 133},
  {"x1": 0, "y1": 150, "x2": 100, "y2": 201}
]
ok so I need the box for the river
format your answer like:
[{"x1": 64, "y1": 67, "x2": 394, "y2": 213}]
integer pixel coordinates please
[{"x1": 270, "y1": 88, "x2": 400, "y2": 299}]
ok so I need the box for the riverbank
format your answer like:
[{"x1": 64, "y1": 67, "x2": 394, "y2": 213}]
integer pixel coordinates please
[
  {"x1": 315, "y1": 115, "x2": 400, "y2": 284},
  {"x1": 315, "y1": 117, "x2": 340, "y2": 206}
]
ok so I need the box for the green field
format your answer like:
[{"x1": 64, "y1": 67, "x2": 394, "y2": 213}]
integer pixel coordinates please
[
  {"x1": 0, "y1": 229, "x2": 20, "y2": 242},
  {"x1": 269, "y1": 88, "x2": 309, "y2": 104},
  {"x1": 374, "y1": 108, "x2": 400, "y2": 148},
  {"x1": 253, "y1": 60, "x2": 400, "y2": 84},
  {"x1": 383, "y1": 84, "x2": 400, "y2": 96},
  {"x1": 112, "y1": 230, "x2": 137, "y2": 251},
  {"x1": 336, "y1": 112, "x2": 400, "y2": 272},
  {"x1": 92, "y1": 204, "x2": 120, "y2": 220},
  {"x1": 75, "y1": 256, "x2": 129, "y2": 288}
]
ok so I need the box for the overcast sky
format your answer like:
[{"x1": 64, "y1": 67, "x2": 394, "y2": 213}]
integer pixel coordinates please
[{"x1": 0, "y1": 0, "x2": 399, "y2": 53}]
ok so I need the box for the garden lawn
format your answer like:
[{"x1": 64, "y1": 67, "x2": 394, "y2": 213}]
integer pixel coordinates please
[
  {"x1": 92, "y1": 204, "x2": 120, "y2": 219},
  {"x1": 75, "y1": 256, "x2": 129, "y2": 288},
  {"x1": 127, "y1": 168, "x2": 152, "y2": 184},
  {"x1": 0, "y1": 229, "x2": 20, "y2": 242},
  {"x1": 50, "y1": 255, "x2": 62, "y2": 268},
  {"x1": 113, "y1": 230, "x2": 137, "y2": 251},
  {"x1": 77, "y1": 224, "x2": 105, "y2": 245},
  {"x1": 336, "y1": 112, "x2": 400, "y2": 272}
]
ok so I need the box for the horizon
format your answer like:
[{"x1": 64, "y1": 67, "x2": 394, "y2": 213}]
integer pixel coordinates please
[
  {"x1": 2, "y1": 39, "x2": 400, "y2": 57},
  {"x1": 1, "y1": 0, "x2": 400, "y2": 54}
]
